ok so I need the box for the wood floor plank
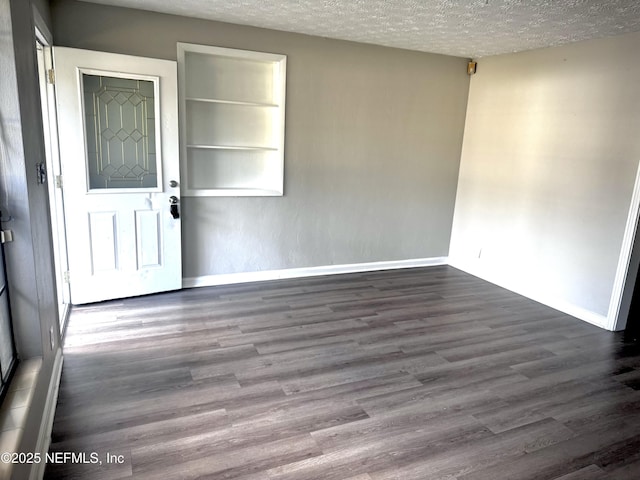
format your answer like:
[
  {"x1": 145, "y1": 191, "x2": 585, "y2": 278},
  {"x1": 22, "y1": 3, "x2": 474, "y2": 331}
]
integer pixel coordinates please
[
  {"x1": 225, "y1": 373, "x2": 422, "y2": 423},
  {"x1": 45, "y1": 266, "x2": 640, "y2": 479},
  {"x1": 456, "y1": 419, "x2": 640, "y2": 480},
  {"x1": 551, "y1": 465, "x2": 606, "y2": 480},
  {"x1": 366, "y1": 418, "x2": 576, "y2": 480},
  {"x1": 602, "y1": 465, "x2": 640, "y2": 480},
  {"x1": 473, "y1": 378, "x2": 634, "y2": 434},
  {"x1": 133, "y1": 433, "x2": 322, "y2": 480},
  {"x1": 267, "y1": 414, "x2": 493, "y2": 480},
  {"x1": 311, "y1": 409, "x2": 484, "y2": 453},
  {"x1": 51, "y1": 408, "x2": 229, "y2": 453}
]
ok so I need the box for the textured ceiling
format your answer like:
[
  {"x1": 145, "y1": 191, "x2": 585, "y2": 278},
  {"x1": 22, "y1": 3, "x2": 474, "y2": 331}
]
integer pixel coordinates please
[{"x1": 80, "y1": 0, "x2": 640, "y2": 58}]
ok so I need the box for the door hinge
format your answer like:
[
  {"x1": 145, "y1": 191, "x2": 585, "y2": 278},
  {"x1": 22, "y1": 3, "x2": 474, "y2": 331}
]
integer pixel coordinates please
[
  {"x1": 55, "y1": 175, "x2": 63, "y2": 189},
  {"x1": 47, "y1": 68, "x2": 55, "y2": 85},
  {"x1": 63, "y1": 271, "x2": 70, "y2": 283},
  {"x1": 0, "y1": 230, "x2": 13, "y2": 244}
]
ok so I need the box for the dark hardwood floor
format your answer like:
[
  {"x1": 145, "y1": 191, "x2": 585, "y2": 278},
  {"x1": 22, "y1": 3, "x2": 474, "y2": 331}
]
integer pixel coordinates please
[{"x1": 45, "y1": 266, "x2": 640, "y2": 479}]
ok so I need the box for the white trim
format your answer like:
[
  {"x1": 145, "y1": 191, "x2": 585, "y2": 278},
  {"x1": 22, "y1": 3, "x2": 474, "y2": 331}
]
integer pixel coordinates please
[
  {"x1": 449, "y1": 258, "x2": 609, "y2": 330},
  {"x1": 606, "y1": 161, "x2": 640, "y2": 331},
  {"x1": 29, "y1": 349, "x2": 63, "y2": 480},
  {"x1": 59, "y1": 303, "x2": 71, "y2": 342},
  {"x1": 183, "y1": 257, "x2": 448, "y2": 288},
  {"x1": 177, "y1": 42, "x2": 286, "y2": 62},
  {"x1": 37, "y1": 38, "x2": 72, "y2": 331}
]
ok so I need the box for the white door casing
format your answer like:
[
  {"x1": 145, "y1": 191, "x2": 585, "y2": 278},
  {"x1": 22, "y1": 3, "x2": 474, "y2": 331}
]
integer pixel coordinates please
[
  {"x1": 54, "y1": 47, "x2": 181, "y2": 304},
  {"x1": 37, "y1": 39, "x2": 70, "y2": 328}
]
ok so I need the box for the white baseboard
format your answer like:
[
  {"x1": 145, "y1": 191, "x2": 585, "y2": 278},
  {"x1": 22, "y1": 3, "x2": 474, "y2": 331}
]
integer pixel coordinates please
[
  {"x1": 183, "y1": 257, "x2": 448, "y2": 288},
  {"x1": 59, "y1": 303, "x2": 71, "y2": 342},
  {"x1": 29, "y1": 348, "x2": 63, "y2": 480},
  {"x1": 449, "y1": 258, "x2": 609, "y2": 330}
]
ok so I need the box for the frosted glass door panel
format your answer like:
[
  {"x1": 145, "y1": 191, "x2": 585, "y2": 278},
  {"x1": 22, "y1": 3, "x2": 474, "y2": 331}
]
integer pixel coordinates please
[
  {"x1": 185, "y1": 53, "x2": 276, "y2": 104},
  {"x1": 83, "y1": 74, "x2": 159, "y2": 190},
  {"x1": 186, "y1": 102, "x2": 276, "y2": 148},
  {"x1": 187, "y1": 149, "x2": 277, "y2": 190}
]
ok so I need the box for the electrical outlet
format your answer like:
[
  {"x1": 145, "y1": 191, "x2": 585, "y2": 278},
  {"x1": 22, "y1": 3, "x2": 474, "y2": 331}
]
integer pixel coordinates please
[{"x1": 49, "y1": 326, "x2": 55, "y2": 350}]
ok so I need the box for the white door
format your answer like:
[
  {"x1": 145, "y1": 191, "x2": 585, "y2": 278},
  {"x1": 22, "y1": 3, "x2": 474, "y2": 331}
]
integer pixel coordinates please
[{"x1": 54, "y1": 47, "x2": 182, "y2": 305}]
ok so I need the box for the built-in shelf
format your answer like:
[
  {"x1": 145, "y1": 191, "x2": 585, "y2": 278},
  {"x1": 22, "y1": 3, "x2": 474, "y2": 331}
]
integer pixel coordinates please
[
  {"x1": 186, "y1": 97, "x2": 279, "y2": 108},
  {"x1": 186, "y1": 145, "x2": 278, "y2": 151},
  {"x1": 185, "y1": 188, "x2": 284, "y2": 197},
  {"x1": 178, "y1": 43, "x2": 286, "y2": 197}
]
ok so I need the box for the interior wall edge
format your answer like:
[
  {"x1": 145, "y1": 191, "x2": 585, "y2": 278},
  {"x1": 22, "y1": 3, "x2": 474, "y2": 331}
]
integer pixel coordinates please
[
  {"x1": 606, "y1": 160, "x2": 640, "y2": 331},
  {"x1": 450, "y1": 32, "x2": 640, "y2": 327},
  {"x1": 449, "y1": 257, "x2": 609, "y2": 330}
]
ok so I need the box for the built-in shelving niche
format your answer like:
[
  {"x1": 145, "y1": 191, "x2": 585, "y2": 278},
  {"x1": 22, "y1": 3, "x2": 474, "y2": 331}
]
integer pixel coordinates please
[{"x1": 177, "y1": 43, "x2": 286, "y2": 196}]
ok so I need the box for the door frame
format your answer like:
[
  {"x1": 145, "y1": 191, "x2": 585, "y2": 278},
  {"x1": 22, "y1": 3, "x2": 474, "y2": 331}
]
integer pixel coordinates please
[
  {"x1": 608, "y1": 161, "x2": 640, "y2": 331},
  {"x1": 34, "y1": 20, "x2": 71, "y2": 334}
]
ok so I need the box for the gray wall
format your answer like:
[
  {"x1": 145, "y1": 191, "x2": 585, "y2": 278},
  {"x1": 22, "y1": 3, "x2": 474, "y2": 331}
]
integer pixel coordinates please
[
  {"x1": 0, "y1": 0, "x2": 44, "y2": 359},
  {"x1": 449, "y1": 31, "x2": 640, "y2": 318},
  {"x1": 51, "y1": 0, "x2": 470, "y2": 278},
  {"x1": 2, "y1": 0, "x2": 61, "y2": 474},
  {"x1": 2, "y1": 0, "x2": 59, "y2": 362}
]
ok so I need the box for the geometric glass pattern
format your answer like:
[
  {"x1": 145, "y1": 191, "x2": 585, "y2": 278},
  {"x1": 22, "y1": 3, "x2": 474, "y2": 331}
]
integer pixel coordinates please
[{"x1": 83, "y1": 74, "x2": 158, "y2": 189}]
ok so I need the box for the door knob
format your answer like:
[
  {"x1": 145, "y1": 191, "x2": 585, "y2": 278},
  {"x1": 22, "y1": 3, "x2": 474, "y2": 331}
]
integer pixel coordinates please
[{"x1": 169, "y1": 196, "x2": 179, "y2": 219}]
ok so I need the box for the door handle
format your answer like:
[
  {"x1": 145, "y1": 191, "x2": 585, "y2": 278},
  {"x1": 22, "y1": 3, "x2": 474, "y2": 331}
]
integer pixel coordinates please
[{"x1": 169, "y1": 196, "x2": 179, "y2": 219}]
